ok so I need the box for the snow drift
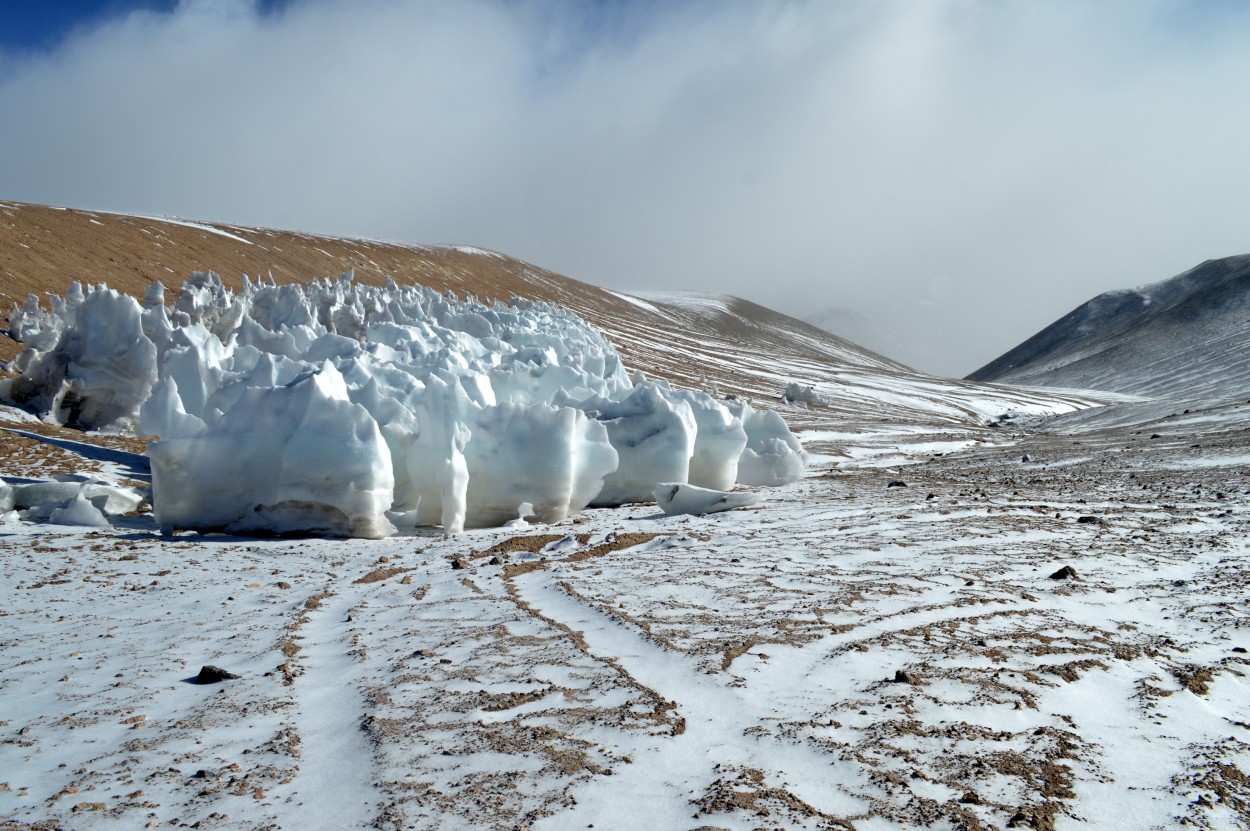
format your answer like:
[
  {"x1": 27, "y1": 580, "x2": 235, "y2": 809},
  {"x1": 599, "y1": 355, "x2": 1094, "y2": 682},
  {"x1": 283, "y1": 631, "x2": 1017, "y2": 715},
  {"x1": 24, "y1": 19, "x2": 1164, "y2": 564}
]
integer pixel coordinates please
[{"x1": 2, "y1": 273, "x2": 805, "y2": 536}]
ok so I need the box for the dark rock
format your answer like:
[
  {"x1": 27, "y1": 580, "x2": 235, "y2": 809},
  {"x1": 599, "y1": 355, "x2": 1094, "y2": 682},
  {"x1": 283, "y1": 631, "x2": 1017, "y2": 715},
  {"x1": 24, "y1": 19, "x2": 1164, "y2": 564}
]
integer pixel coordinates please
[
  {"x1": 887, "y1": 480, "x2": 907, "y2": 489},
  {"x1": 1076, "y1": 515, "x2": 1101, "y2": 524},
  {"x1": 451, "y1": 556, "x2": 469, "y2": 570},
  {"x1": 1048, "y1": 565, "x2": 1078, "y2": 580},
  {"x1": 958, "y1": 792, "x2": 982, "y2": 804},
  {"x1": 1233, "y1": 646, "x2": 1247, "y2": 654},
  {"x1": 1021, "y1": 454, "x2": 1031, "y2": 463},
  {"x1": 488, "y1": 555, "x2": 504, "y2": 566},
  {"x1": 892, "y1": 669, "x2": 922, "y2": 685},
  {"x1": 193, "y1": 665, "x2": 240, "y2": 684}
]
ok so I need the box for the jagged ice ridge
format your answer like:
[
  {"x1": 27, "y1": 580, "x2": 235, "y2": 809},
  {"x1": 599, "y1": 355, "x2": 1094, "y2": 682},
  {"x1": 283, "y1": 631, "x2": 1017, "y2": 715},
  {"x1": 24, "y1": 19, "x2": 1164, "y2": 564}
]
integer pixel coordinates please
[{"x1": 1, "y1": 273, "x2": 804, "y2": 537}]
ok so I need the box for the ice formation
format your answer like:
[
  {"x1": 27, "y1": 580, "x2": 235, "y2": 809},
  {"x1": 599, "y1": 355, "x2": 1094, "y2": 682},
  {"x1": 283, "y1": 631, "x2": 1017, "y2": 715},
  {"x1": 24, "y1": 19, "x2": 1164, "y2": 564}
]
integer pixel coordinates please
[
  {"x1": 3, "y1": 272, "x2": 806, "y2": 536},
  {"x1": 0, "y1": 478, "x2": 146, "y2": 528},
  {"x1": 783, "y1": 382, "x2": 825, "y2": 406},
  {"x1": 653, "y1": 482, "x2": 761, "y2": 516},
  {"x1": 731, "y1": 401, "x2": 808, "y2": 487}
]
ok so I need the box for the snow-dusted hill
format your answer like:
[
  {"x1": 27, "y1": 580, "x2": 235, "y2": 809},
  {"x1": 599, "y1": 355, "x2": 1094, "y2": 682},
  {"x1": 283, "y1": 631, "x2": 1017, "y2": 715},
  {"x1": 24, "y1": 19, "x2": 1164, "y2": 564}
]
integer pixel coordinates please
[{"x1": 968, "y1": 254, "x2": 1250, "y2": 399}]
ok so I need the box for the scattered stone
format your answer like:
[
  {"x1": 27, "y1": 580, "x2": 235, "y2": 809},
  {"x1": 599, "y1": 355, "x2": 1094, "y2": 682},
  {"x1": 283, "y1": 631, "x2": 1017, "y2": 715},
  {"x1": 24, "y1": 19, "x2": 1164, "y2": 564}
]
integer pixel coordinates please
[
  {"x1": 1048, "y1": 565, "x2": 1078, "y2": 580},
  {"x1": 72, "y1": 802, "x2": 108, "y2": 812},
  {"x1": 193, "y1": 665, "x2": 240, "y2": 684},
  {"x1": 1175, "y1": 666, "x2": 1215, "y2": 695},
  {"x1": 887, "y1": 481, "x2": 907, "y2": 489},
  {"x1": 892, "y1": 669, "x2": 922, "y2": 685}
]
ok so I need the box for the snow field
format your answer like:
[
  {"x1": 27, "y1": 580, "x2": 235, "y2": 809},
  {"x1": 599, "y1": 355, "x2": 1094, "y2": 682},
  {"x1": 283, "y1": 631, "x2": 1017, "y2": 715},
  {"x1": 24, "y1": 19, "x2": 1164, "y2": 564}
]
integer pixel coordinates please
[{"x1": 2, "y1": 400, "x2": 1247, "y2": 829}]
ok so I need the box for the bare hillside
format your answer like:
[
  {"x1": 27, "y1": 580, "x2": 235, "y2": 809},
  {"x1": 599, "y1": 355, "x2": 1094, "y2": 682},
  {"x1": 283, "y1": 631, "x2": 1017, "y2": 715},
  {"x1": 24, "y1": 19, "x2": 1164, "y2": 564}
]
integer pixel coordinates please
[{"x1": 0, "y1": 200, "x2": 897, "y2": 403}]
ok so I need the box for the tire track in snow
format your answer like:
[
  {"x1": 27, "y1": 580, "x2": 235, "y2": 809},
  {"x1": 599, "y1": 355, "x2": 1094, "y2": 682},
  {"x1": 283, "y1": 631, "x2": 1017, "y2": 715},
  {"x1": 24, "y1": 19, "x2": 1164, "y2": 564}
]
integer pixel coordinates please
[
  {"x1": 284, "y1": 589, "x2": 377, "y2": 830},
  {"x1": 514, "y1": 572, "x2": 870, "y2": 830}
]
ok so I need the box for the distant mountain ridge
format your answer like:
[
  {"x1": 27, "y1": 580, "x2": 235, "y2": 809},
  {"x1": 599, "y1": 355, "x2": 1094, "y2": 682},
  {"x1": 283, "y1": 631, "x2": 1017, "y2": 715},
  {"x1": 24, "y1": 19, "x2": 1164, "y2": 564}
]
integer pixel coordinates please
[{"x1": 968, "y1": 254, "x2": 1250, "y2": 398}]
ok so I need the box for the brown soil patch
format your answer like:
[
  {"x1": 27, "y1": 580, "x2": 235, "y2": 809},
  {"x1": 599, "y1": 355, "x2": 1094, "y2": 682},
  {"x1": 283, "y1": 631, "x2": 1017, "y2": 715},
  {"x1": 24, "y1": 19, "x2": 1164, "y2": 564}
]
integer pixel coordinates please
[
  {"x1": 353, "y1": 566, "x2": 412, "y2": 585},
  {"x1": 502, "y1": 533, "x2": 658, "y2": 578},
  {"x1": 473, "y1": 534, "x2": 579, "y2": 559}
]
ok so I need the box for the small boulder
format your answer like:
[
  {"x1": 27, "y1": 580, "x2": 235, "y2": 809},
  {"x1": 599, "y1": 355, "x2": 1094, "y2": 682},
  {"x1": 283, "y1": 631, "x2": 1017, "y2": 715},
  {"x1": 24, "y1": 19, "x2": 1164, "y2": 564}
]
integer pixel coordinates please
[
  {"x1": 1048, "y1": 565, "x2": 1078, "y2": 580},
  {"x1": 193, "y1": 665, "x2": 240, "y2": 684}
]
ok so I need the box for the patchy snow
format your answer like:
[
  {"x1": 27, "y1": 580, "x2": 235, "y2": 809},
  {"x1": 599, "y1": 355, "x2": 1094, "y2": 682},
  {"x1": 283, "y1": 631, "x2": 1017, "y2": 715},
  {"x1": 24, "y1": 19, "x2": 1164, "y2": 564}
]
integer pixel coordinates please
[
  {"x1": 632, "y1": 290, "x2": 735, "y2": 316},
  {"x1": 1, "y1": 396, "x2": 1247, "y2": 829},
  {"x1": 1, "y1": 259, "x2": 1246, "y2": 829},
  {"x1": 133, "y1": 215, "x2": 256, "y2": 246},
  {"x1": 603, "y1": 289, "x2": 662, "y2": 315}
]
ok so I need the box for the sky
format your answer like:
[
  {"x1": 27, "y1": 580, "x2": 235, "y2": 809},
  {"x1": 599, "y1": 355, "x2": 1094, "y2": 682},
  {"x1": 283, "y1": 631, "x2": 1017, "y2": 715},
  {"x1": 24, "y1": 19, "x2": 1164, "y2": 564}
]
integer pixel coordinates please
[{"x1": 2, "y1": 0, "x2": 1249, "y2": 376}]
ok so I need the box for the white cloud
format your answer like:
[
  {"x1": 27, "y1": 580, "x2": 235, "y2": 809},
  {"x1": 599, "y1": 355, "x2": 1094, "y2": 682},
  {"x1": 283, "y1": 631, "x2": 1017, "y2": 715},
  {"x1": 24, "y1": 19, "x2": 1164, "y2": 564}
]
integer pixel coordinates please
[{"x1": 3, "y1": 0, "x2": 1249, "y2": 375}]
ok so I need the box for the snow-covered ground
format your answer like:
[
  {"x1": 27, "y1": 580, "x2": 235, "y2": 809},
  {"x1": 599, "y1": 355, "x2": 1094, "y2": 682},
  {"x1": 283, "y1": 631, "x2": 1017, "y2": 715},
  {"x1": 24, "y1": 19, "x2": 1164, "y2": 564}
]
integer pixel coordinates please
[{"x1": 3, "y1": 386, "x2": 1247, "y2": 830}]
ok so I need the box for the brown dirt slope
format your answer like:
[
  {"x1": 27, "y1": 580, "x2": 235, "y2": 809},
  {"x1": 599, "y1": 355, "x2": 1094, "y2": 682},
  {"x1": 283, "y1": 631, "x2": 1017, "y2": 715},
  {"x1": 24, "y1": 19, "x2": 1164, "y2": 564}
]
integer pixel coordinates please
[{"x1": 0, "y1": 199, "x2": 896, "y2": 397}]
